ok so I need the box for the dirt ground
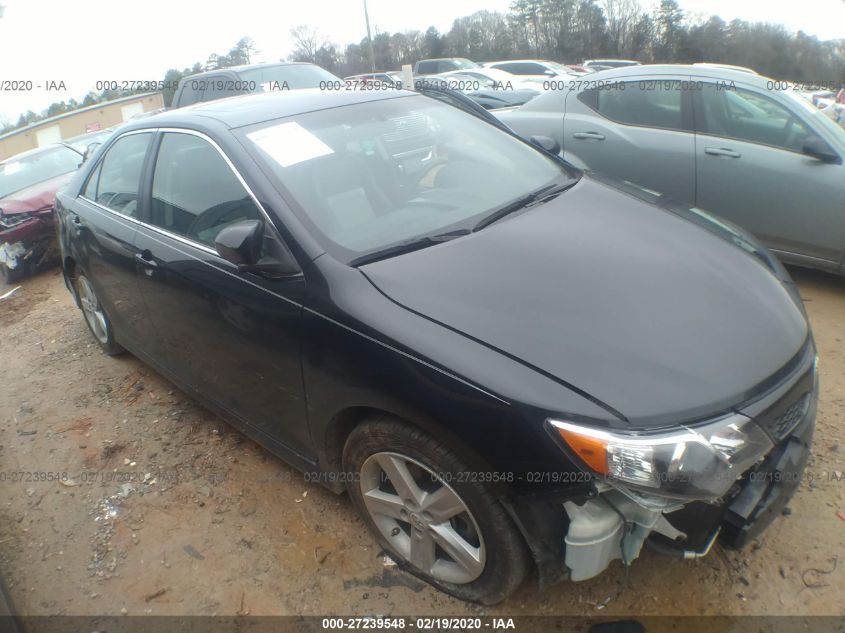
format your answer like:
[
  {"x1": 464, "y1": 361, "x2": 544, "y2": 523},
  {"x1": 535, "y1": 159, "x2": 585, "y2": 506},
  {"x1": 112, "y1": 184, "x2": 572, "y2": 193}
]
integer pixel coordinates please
[{"x1": 0, "y1": 266, "x2": 843, "y2": 618}]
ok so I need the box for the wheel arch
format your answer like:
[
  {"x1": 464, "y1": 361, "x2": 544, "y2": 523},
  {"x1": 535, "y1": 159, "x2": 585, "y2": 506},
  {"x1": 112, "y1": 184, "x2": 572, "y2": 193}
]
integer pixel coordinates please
[{"x1": 320, "y1": 404, "x2": 505, "y2": 497}]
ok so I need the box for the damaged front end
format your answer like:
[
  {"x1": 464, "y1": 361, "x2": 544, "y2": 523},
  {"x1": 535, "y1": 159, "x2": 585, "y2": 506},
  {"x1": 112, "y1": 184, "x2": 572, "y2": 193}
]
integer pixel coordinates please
[
  {"x1": 547, "y1": 349, "x2": 817, "y2": 582},
  {"x1": 0, "y1": 206, "x2": 58, "y2": 282}
]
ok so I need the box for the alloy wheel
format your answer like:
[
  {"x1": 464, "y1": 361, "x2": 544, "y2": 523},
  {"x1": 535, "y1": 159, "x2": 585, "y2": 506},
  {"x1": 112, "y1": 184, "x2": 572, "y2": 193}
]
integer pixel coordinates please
[
  {"x1": 77, "y1": 276, "x2": 109, "y2": 345},
  {"x1": 359, "y1": 451, "x2": 486, "y2": 584}
]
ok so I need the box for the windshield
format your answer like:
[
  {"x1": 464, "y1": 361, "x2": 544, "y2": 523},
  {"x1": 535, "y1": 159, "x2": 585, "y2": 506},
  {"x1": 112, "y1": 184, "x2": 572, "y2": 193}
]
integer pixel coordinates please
[
  {"x1": 240, "y1": 95, "x2": 572, "y2": 262},
  {"x1": 0, "y1": 145, "x2": 81, "y2": 199},
  {"x1": 239, "y1": 64, "x2": 340, "y2": 90}
]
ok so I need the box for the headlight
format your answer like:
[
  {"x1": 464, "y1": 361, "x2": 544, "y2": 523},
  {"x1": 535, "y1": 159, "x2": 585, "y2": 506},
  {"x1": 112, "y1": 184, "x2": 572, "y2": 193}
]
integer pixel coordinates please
[{"x1": 549, "y1": 414, "x2": 773, "y2": 500}]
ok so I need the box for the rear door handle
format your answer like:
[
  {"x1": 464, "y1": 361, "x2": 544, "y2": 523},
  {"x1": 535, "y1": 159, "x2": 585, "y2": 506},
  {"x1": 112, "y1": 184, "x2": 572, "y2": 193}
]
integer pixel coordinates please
[
  {"x1": 704, "y1": 147, "x2": 741, "y2": 158},
  {"x1": 572, "y1": 132, "x2": 605, "y2": 140}
]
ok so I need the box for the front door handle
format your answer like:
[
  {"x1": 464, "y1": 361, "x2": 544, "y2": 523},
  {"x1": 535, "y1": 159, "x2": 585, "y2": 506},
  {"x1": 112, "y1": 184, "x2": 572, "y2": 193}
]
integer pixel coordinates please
[
  {"x1": 704, "y1": 147, "x2": 741, "y2": 158},
  {"x1": 572, "y1": 131, "x2": 606, "y2": 140},
  {"x1": 134, "y1": 251, "x2": 158, "y2": 270}
]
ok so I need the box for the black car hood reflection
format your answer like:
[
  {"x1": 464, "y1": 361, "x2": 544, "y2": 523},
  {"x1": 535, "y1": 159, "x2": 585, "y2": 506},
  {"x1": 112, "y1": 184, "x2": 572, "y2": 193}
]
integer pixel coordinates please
[{"x1": 361, "y1": 175, "x2": 808, "y2": 427}]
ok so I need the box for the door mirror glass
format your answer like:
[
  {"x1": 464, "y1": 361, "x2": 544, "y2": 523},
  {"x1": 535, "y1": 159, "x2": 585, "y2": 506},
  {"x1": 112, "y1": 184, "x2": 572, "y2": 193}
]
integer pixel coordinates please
[
  {"x1": 530, "y1": 135, "x2": 561, "y2": 156},
  {"x1": 802, "y1": 135, "x2": 840, "y2": 163}
]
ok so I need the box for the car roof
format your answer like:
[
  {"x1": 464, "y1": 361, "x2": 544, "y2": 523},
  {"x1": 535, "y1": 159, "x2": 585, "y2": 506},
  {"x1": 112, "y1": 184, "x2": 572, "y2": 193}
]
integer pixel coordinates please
[
  {"x1": 189, "y1": 61, "x2": 316, "y2": 77},
  {"x1": 489, "y1": 59, "x2": 553, "y2": 64},
  {"x1": 585, "y1": 63, "x2": 769, "y2": 85},
  {"x1": 123, "y1": 88, "x2": 419, "y2": 131}
]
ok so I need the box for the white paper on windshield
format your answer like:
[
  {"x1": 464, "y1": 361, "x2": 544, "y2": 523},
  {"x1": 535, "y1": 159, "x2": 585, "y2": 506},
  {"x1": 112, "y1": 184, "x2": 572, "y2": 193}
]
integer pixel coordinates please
[
  {"x1": 247, "y1": 122, "x2": 333, "y2": 168},
  {"x1": 1, "y1": 162, "x2": 22, "y2": 175}
]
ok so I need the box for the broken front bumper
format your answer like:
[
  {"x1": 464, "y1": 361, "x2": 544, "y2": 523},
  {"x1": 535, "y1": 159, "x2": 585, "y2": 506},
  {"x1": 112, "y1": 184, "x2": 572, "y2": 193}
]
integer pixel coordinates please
[
  {"x1": 0, "y1": 211, "x2": 57, "y2": 273},
  {"x1": 560, "y1": 357, "x2": 817, "y2": 581}
]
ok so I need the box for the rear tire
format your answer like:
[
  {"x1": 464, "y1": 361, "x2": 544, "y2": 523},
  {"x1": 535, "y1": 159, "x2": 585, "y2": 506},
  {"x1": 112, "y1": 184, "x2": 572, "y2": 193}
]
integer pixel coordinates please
[
  {"x1": 343, "y1": 416, "x2": 531, "y2": 604},
  {"x1": 75, "y1": 272, "x2": 124, "y2": 356}
]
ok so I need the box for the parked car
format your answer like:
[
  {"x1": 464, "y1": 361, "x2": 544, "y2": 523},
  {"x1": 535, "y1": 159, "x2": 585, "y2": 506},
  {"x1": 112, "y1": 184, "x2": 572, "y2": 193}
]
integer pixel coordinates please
[
  {"x1": 64, "y1": 129, "x2": 117, "y2": 154},
  {"x1": 691, "y1": 62, "x2": 756, "y2": 74},
  {"x1": 822, "y1": 102, "x2": 845, "y2": 128},
  {"x1": 0, "y1": 143, "x2": 84, "y2": 282},
  {"x1": 344, "y1": 72, "x2": 401, "y2": 87},
  {"x1": 56, "y1": 88, "x2": 816, "y2": 604},
  {"x1": 64, "y1": 128, "x2": 119, "y2": 165},
  {"x1": 416, "y1": 72, "x2": 541, "y2": 109},
  {"x1": 483, "y1": 59, "x2": 579, "y2": 79},
  {"x1": 581, "y1": 58, "x2": 641, "y2": 70},
  {"x1": 413, "y1": 58, "x2": 479, "y2": 75},
  {"x1": 437, "y1": 67, "x2": 547, "y2": 91},
  {"x1": 806, "y1": 90, "x2": 835, "y2": 107},
  {"x1": 172, "y1": 62, "x2": 341, "y2": 108},
  {"x1": 498, "y1": 64, "x2": 845, "y2": 274}
]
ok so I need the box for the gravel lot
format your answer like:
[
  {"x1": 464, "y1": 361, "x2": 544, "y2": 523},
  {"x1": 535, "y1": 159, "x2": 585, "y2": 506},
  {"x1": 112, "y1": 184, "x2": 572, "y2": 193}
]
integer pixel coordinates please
[{"x1": 0, "y1": 266, "x2": 843, "y2": 617}]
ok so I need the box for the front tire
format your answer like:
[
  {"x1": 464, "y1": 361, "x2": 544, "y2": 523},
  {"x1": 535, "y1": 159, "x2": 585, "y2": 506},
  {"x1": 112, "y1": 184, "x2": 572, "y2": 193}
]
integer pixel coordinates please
[
  {"x1": 75, "y1": 273, "x2": 123, "y2": 356},
  {"x1": 343, "y1": 416, "x2": 531, "y2": 604}
]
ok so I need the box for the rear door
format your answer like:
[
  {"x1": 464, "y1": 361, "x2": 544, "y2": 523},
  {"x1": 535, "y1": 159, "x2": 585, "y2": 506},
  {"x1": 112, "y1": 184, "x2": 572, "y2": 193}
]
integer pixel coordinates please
[
  {"x1": 71, "y1": 131, "x2": 158, "y2": 351},
  {"x1": 132, "y1": 129, "x2": 311, "y2": 457},
  {"x1": 693, "y1": 82, "x2": 845, "y2": 266},
  {"x1": 563, "y1": 75, "x2": 696, "y2": 204}
]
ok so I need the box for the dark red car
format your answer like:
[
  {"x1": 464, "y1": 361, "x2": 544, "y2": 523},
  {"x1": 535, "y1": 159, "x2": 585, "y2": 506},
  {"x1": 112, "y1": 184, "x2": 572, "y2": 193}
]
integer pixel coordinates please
[{"x1": 0, "y1": 143, "x2": 83, "y2": 282}]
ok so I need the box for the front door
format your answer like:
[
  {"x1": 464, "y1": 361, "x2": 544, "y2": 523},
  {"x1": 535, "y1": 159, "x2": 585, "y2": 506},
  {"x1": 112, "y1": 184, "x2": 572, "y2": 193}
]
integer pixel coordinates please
[
  {"x1": 693, "y1": 82, "x2": 845, "y2": 266},
  {"x1": 133, "y1": 130, "x2": 311, "y2": 457}
]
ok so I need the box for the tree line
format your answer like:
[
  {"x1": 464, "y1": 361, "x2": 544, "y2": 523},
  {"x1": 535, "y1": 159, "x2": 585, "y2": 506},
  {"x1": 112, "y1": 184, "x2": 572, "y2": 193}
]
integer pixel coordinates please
[
  {"x1": 291, "y1": 0, "x2": 844, "y2": 84},
  {"x1": 3, "y1": 0, "x2": 844, "y2": 135}
]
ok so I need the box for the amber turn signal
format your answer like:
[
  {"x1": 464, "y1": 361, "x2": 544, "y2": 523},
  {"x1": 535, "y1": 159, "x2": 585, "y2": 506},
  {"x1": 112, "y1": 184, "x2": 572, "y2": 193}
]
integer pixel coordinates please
[{"x1": 554, "y1": 426, "x2": 610, "y2": 475}]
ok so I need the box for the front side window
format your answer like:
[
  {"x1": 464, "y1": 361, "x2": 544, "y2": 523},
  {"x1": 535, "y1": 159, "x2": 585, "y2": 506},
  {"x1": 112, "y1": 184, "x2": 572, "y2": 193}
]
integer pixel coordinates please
[
  {"x1": 580, "y1": 81, "x2": 685, "y2": 131},
  {"x1": 150, "y1": 132, "x2": 263, "y2": 247},
  {"x1": 240, "y1": 95, "x2": 572, "y2": 262},
  {"x1": 84, "y1": 132, "x2": 152, "y2": 217},
  {"x1": 697, "y1": 84, "x2": 813, "y2": 152}
]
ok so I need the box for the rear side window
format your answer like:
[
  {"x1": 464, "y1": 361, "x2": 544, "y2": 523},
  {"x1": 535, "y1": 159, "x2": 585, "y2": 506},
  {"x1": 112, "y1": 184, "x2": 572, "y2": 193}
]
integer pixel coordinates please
[
  {"x1": 199, "y1": 74, "x2": 239, "y2": 103},
  {"x1": 416, "y1": 61, "x2": 437, "y2": 75},
  {"x1": 83, "y1": 132, "x2": 152, "y2": 217},
  {"x1": 579, "y1": 81, "x2": 685, "y2": 131},
  {"x1": 492, "y1": 62, "x2": 544, "y2": 75},
  {"x1": 149, "y1": 132, "x2": 263, "y2": 247},
  {"x1": 175, "y1": 81, "x2": 201, "y2": 107}
]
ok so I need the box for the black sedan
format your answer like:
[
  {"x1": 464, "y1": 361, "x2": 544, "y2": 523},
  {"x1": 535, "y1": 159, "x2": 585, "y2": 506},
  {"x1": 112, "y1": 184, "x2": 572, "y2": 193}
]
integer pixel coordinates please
[{"x1": 55, "y1": 88, "x2": 817, "y2": 604}]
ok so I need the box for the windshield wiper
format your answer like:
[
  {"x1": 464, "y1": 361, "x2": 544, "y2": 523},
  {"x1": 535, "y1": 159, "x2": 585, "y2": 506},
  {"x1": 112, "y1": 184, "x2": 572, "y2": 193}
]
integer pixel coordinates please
[
  {"x1": 350, "y1": 229, "x2": 471, "y2": 267},
  {"x1": 472, "y1": 180, "x2": 575, "y2": 232}
]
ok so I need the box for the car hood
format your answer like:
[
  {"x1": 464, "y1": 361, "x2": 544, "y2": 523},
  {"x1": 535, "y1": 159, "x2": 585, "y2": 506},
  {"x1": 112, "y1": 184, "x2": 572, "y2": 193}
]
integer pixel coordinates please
[
  {"x1": 0, "y1": 172, "x2": 74, "y2": 215},
  {"x1": 361, "y1": 176, "x2": 808, "y2": 427}
]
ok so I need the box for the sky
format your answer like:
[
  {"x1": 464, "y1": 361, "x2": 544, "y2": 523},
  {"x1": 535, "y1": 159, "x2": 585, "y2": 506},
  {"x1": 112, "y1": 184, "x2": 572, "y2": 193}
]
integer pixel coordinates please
[{"x1": 0, "y1": 0, "x2": 844, "y2": 123}]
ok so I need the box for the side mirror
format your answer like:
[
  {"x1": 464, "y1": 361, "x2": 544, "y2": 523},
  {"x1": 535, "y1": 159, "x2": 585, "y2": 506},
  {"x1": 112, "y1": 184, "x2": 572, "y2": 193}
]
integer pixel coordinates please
[
  {"x1": 802, "y1": 136, "x2": 840, "y2": 163},
  {"x1": 544, "y1": 69, "x2": 556, "y2": 76},
  {"x1": 530, "y1": 135, "x2": 561, "y2": 156},
  {"x1": 215, "y1": 219, "x2": 300, "y2": 277}
]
